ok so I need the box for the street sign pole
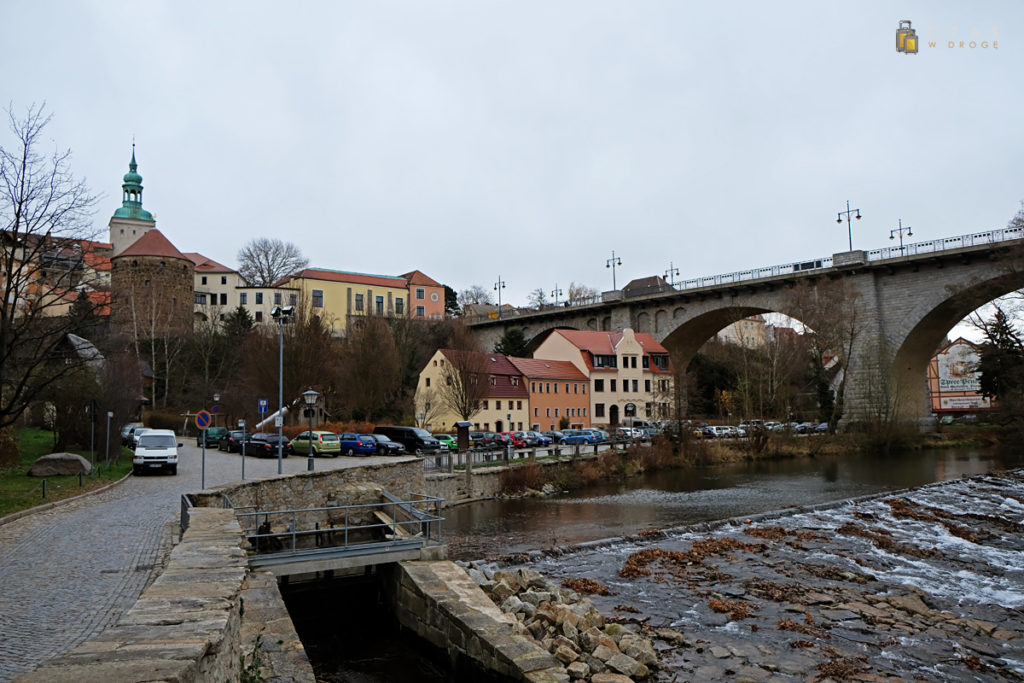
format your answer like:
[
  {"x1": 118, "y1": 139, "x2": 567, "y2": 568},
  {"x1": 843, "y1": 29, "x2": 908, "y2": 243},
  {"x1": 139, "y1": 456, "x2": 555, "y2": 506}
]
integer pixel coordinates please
[
  {"x1": 195, "y1": 410, "x2": 212, "y2": 490},
  {"x1": 239, "y1": 419, "x2": 246, "y2": 480}
]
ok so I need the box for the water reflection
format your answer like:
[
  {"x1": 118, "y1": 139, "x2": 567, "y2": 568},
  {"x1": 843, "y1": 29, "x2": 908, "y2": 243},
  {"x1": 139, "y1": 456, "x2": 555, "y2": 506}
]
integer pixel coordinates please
[{"x1": 444, "y1": 448, "x2": 1023, "y2": 561}]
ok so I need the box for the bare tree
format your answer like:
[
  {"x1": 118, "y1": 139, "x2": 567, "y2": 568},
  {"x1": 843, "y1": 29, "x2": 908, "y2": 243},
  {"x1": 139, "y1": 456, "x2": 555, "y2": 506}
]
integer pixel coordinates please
[
  {"x1": 436, "y1": 349, "x2": 490, "y2": 421},
  {"x1": 236, "y1": 237, "x2": 309, "y2": 287},
  {"x1": 413, "y1": 386, "x2": 446, "y2": 428},
  {"x1": 0, "y1": 104, "x2": 100, "y2": 430},
  {"x1": 339, "y1": 316, "x2": 401, "y2": 422},
  {"x1": 457, "y1": 285, "x2": 492, "y2": 308},
  {"x1": 567, "y1": 281, "x2": 598, "y2": 304},
  {"x1": 527, "y1": 287, "x2": 547, "y2": 309}
]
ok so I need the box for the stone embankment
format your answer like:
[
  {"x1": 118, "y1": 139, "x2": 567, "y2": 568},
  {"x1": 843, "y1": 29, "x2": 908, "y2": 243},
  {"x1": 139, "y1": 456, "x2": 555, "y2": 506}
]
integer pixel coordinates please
[{"x1": 461, "y1": 564, "x2": 659, "y2": 682}]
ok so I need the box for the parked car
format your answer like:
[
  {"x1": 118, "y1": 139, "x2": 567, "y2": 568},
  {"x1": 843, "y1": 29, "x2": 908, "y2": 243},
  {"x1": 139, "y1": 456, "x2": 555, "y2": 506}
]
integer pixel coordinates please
[
  {"x1": 492, "y1": 432, "x2": 513, "y2": 449},
  {"x1": 580, "y1": 428, "x2": 607, "y2": 443},
  {"x1": 219, "y1": 430, "x2": 252, "y2": 453},
  {"x1": 364, "y1": 433, "x2": 406, "y2": 455},
  {"x1": 515, "y1": 431, "x2": 538, "y2": 447},
  {"x1": 132, "y1": 429, "x2": 181, "y2": 475},
  {"x1": 468, "y1": 431, "x2": 494, "y2": 450},
  {"x1": 337, "y1": 432, "x2": 378, "y2": 456},
  {"x1": 540, "y1": 430, "x2": 565, "y2": 443},
  {"x1": 502, "y1": 432, "x2": 527, "y2": 448},
  {"x1": 195, "y1": 426, "x2": 228, "y2": 447},
  {"x1": 528, "y1": 431, "x2": 553, "y2": 447},
  {"x1": 372, "y1": 425, "x2": 442, "y2": 454},
  {"x1": 814, "y1": 422, "x2": 830, "y2": 433},
  {"x1": 132, "y1": 427, "x2": 152, "y2": 448},
  {"x1": 435, "y1": 434, "x2": 458, "y2": 451},
  {"x1": 709, "y1": 426, "x2": 732, "y2": 438},
  {"x1": 558, "y1": 429, "x2": 591, "y2": 445},
  {"x1": 289, "y1": 431, "x2": 341, "y2": 456},
  {"x1": 247, "y1": 433, "x2": 291, "y2": 458},
  {"x1": 120, "y1": 423, "x2": 143, "y2": 446}
]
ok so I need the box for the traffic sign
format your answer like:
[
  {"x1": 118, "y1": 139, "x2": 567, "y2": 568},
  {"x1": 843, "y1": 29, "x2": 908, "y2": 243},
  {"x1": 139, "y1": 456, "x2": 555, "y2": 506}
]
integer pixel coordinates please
[
  {"x1": 258, "y1": 398, "x2": 268, "y2": 414},
  {"x1": 195, "y1": 410, "x2": 212, "y2": 429},
  {"x1": 211, "y1": 405, "x2": 220, "y2": 414}
]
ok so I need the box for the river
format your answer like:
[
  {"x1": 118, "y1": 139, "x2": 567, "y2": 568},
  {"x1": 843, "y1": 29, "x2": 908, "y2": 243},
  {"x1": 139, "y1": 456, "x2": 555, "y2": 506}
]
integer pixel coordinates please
[{"x1": 443, "y1": 446, "x2": 1024, "y2": 561}]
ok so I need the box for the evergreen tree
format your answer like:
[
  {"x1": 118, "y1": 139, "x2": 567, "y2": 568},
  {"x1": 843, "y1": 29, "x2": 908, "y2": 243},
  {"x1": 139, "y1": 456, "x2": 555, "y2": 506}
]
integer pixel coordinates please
[
  {"x1": 977, "y1": 308, "x2": 1024, "y2": 402},
  {"x1": 494, "y1": 327, "x2": 530, "y2": 357}
]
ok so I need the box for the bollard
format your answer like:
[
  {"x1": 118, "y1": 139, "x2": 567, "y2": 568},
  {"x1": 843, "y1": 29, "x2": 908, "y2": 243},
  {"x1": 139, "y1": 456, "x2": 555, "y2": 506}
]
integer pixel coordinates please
[
  {"x1": 41, "y1": 479, "x2": 46, "y2": 499},
  {"x1": 79, "y1": 472, "x2": 83, "y2": 488}
]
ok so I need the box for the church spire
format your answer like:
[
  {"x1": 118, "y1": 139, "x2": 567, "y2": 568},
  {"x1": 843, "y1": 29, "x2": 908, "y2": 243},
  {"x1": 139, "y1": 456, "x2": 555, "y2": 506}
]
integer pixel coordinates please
[{"x1": 112, "y1": 144, "x2": 154, "y2": 222}]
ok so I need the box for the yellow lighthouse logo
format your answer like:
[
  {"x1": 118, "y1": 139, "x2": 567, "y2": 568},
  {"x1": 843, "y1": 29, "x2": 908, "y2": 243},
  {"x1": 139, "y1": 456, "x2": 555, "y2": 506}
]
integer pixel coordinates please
[{"x1": 897, "y1": 20, "x2": 918, "y2": 54}]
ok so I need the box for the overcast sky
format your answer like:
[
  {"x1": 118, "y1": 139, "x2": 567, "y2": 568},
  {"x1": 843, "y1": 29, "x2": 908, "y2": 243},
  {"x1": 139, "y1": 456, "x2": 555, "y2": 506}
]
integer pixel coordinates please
[{"x1": 6, "y1": 1, "x2": 1022, "y2": 331}]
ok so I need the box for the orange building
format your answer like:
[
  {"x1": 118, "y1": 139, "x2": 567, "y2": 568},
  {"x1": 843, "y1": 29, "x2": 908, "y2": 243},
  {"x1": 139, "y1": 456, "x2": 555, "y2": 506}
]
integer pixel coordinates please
[
  {"x1": 507, "y1": 357, "x2": 590, "y2": 431},
  {"x1": 927, "y1": 338, "x2": 993, "y2": 414},
  {"x1": 402, "y1": 270, "x2": 446, "y2": 319}
]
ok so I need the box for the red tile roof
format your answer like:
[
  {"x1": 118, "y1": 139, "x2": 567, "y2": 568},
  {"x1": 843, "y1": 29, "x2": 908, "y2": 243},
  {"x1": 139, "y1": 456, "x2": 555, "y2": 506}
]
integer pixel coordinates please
[
  {"x1": 506, "y1": 357, "x2": 586, "y2": 381},
  {"x1": 552, "y1": 329, "x2": 670, "y2": 355},
  {"x1": 182, "y1": 252, "x2": 235, "y2": 273},
  {"x1": 439, "y1": 349, "x2": 529, "y2": 398},
  {"x1": 402, "y1": 270, "x2": 442, "y2": 287},
  {"x1": 279, "y1": 268, "x2": 410, "y2": 289},
  {"x1": 115, "y1": 229, "x2": 188, "y2": 260}
]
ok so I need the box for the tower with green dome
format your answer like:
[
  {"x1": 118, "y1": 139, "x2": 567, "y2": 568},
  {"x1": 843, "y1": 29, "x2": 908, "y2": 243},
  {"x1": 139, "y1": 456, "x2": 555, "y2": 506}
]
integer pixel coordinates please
[{"x1": 109, "y1": 145, "x2": 156, "y2": 256}]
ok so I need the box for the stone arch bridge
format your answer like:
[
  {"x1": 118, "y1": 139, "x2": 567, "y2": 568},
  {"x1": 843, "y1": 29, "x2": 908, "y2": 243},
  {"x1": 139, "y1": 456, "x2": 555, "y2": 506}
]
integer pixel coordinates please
[{"x1": 468, "y1": 229, "x2": 1024, "y2": 426}]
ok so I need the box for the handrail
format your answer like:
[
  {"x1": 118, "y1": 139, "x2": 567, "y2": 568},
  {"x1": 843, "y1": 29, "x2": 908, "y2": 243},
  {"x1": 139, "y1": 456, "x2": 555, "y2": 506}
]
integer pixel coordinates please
[{"x1": 462, "y1": 226, "x2": 1024, "y2": 321}]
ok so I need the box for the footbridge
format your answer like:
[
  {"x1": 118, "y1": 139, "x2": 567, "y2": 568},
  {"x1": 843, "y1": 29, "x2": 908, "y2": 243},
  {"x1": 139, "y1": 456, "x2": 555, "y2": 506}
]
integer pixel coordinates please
[{"x1": 468, "y1": 228, "x2": 1024, "y2": 425}]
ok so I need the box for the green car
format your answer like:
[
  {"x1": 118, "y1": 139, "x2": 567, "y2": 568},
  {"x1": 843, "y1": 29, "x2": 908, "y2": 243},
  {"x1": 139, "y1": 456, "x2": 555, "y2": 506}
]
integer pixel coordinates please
[
  {"x1": 196, "y1": 426, "x2": 228, "y2": 447},
  {"x1": 435, "y1": 434, "x2": 457, "y2": 450},
  {"x1": 289, "y1": 431, "x2": 341, "y2": 457}
]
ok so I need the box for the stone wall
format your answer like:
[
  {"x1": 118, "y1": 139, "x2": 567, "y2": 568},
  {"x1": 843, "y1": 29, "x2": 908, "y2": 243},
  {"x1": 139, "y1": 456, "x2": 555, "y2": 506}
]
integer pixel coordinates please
[
  {"x1": 389, "y1": 560, "x2": 566, "y2": 682},
  {"x1": 110, "y1": 254, "x2": 193, "y2": 334}
]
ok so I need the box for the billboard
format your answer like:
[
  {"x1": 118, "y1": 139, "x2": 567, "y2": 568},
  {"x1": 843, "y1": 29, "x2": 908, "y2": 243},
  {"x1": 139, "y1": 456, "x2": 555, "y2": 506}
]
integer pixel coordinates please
[{"x1": 937, "y1": 341, "x2": 980, "y2": 391}]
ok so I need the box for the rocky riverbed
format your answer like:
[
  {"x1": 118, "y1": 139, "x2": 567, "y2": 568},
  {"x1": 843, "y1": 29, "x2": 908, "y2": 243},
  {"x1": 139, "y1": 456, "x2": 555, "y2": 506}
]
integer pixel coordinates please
[{"x1": 476, "y1": 469, "x2": 1024, "y2": 681}]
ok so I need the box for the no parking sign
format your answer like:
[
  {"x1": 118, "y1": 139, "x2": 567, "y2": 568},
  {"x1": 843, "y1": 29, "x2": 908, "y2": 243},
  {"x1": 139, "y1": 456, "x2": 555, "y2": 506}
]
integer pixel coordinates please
[{"x1": 195, "y1": 410, "x2": 212, "y2": 430}]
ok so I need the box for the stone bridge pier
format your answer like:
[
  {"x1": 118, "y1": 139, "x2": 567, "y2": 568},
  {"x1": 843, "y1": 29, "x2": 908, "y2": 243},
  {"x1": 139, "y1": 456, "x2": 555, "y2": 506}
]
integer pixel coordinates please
[{"x1": 470, "y1": 239, "x2": 1024, "y2": 428}]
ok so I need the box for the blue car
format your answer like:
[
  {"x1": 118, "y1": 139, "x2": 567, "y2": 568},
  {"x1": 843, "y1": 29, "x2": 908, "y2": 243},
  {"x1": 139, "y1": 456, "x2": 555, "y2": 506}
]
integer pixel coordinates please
[
  {"x1": 559, "y1": 430, "x2": 591, "y2": 445},
  {"x1": 338, "y1": 432, "x2": 377, "y2": 456}
]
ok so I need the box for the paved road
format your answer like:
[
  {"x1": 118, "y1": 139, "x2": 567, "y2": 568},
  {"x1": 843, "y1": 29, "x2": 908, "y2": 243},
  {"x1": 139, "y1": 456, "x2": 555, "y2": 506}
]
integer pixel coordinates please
[{"x1": 0, "y1": 441, "x2": 399, "y2": 682}]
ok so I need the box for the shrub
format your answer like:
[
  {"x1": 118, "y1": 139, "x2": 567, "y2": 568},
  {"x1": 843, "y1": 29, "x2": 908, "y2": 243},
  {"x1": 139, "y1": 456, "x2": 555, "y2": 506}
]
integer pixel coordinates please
[
  {"x1": 146, "y1": 410, "x2": 182, "y2": 431},
  {"x1": 498, "y1": 461, "x2": 545, "y2": 494}
]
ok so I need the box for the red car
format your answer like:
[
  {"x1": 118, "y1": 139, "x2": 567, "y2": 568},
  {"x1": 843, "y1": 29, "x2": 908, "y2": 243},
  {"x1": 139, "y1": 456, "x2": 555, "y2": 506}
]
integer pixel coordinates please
[{"x1": 501, "y1": 431, "x2": 527, "y2": 448}]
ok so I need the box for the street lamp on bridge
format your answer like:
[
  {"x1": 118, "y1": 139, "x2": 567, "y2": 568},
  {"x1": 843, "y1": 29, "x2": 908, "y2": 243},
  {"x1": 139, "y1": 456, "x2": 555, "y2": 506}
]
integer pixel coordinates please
[
  {"x1": 606, "y1": 251, "x2": 622, "y2": 290},
  {"x1": 551, "y1": 283, "x2": 563, "y2": 306},
  {"x1": 494, "y1": 276, "x2": 506, "y2": 319},
  {"x1": 836, "y1": 200, "x2": 862, "y2": 251},
  {"x1": 890, "y1": 219, "x2": 913, "y2": 256},
  {"x1": 664, "y1": 263, "x2": 680, "y2": 287}
]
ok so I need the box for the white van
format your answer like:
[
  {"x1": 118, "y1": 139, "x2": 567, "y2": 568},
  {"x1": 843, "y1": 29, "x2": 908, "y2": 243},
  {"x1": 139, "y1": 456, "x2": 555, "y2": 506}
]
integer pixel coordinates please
[{"x1": 133, "y1": 429, "x2": 181, "y2": 475}]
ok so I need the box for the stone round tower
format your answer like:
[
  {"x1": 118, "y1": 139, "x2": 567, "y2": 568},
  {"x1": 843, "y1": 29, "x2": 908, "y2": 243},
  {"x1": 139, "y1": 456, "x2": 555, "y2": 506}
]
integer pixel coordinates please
[{"x1": 110, "y1": 229, "x2": 194, "y2": 335}]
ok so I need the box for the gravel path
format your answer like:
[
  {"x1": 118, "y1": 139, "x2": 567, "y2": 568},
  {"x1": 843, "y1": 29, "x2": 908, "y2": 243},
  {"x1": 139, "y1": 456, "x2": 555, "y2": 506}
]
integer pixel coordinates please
[{"x1": 0, "y1": 442, "x2": 398, "y2": 681}]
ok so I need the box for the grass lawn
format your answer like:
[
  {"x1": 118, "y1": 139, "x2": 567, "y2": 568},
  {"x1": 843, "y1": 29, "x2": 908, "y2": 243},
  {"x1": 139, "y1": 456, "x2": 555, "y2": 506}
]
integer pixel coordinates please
[{"x1": 0, "y1": 427, "x2": 134, "y2": 519}]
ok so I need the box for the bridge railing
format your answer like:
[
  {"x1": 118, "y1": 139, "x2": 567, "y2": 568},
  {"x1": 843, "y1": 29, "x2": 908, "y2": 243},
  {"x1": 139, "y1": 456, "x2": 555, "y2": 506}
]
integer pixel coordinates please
[{"x1": 462, "y1": 226, "x2": 1023, "y2": 321}]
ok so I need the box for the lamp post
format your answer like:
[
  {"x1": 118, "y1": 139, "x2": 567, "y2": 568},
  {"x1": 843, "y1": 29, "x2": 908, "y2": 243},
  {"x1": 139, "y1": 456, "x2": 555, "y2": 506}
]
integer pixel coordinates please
[
  {"x1": 664, "y1": 263, "x2": 680, "y2": 287},
  {"x1": 890, "y1": 219, "x2": 913, "y2": 256},
  {"x1": 493, "y1": 276, "x2": 506, "y2": 319},
  {"x1": 302, "y1": 389, "x2": 318, "y2": 472},
  {"x1": 551, "y1": 283, "x2": 563, "y2": 306},
  {"x1": 271, "y1": 305, "x2": 294, "y2": 474},
  {"x1": 212, "y1": 393, "x2": 220, "y2": 427},
  {"x1": 105, "y1": 411, "x2": 113, "y2": 469},
  {"x1": 606, "y1": 251, "x2": 622, "y2": 290},
  {"x1": 836, "y1": 200, "x2": 862, "y2": 251}
]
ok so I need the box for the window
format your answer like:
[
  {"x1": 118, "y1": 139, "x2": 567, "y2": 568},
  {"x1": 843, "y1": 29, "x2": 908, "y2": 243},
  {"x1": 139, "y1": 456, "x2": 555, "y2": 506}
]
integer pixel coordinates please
[
  {"x1": 201, "y1": 276, "x2": 207, "y2": 285},
  {"x1": 531, "y1": 382, "x2": 536, "y2": 392},
  {"x1": 221, "y1": 276, "x2": 227, "y2": 285},
  {"x1": 573, "y1": 383, "x2": 578, "y2": 394},
  {"x1": 274, "y1": 292, "x2": 282, "y2": 305},
  {"x1": 511, "y1": 377, "x2": 518, "y2": 386},
  {"x1": 534, "y1": 407, "x2": 539, "y2": 416},
  {"x1": 194, "y1": 293, "x2": 207, "y2": 305},
  {"x1": 594, "y1": 379, "x2": 604, "y2": 392},
  {"x1": 395, "y1": 299, "x2": 404, "y2": 315},
  {"x1": 375, "y1": 296, "x2": 384, "y2": 314},
  {"x1": 496, "y1": 400, "x2": 501, "y2": 410},
  {"x1": 642, "y1": 356, "x2": 650, "y2": 369},
  {"x1": 311, "y1": 289, "x2": 324, "y2": 308},
  {"x1": 546, "y1": 408, "x2": 550, "y2": 417},
  {"x1": 583, "y1": 385, "x2": 587, "y2": 394},
  {"x1": 255, "y1": 293, "x2": 263, "y2": 305},
  {"x1": 633, "y1": 379, "x2": 639, "y2": 392},
  {"x1": 565, "y1": 383, "x2": 569, "y2": 393},
  {"x1": 554, "y1": 383, "x2": 558, "y2": 394},
  {"x1": 416, "y1": 288, "x2": 425, "y2": 300},
  {"x1": 645, "y1": 379, "x2": 651, "y2": 392},
  {"x1": 610, "y1": 379, "x2": 617, "y2": 392},
  {"x1": 595, "y1": 404, "x2": 605, "y2": 418},
  {"x1": 255, "y1": 311, "x2": 263, "y2": 322},
  {"x1": 489, "y1": 376, "x2": 496, "y2": 386},
  {"x1": 355, "y1": 294, "x2": 364, "y2": 311},
  {"x1": 425, "y1": 378, "x2": 431, "y2": 387},
  {"x1": 652, "y1": 355, "x2": 669, "y2": 371},
  {"x1": 631, "y1": 356, "x2": 637, "y2": 369},
  {"x1": 416, "y1": 305, "x2": 425, "y2": 317},
  {"x1": 220, "y1": 293, "x2": 227, "y2": 305},
  {"x1": 554, "y1": 408, "x2": 559, "y2": 417},
  {"x1": 483, "y1": 400, "x2": 489, "y2": 409},
  {"x1": 594, "y1": 354, "x2": 617, "y2": 368},
  {"x1": 516, "y1": 401, "x2": 522, "y2": 410},
  {"x1": 240, "y1": 293, "x2": 247, "y2": 305},
  {"x1": 545, "y1": 382, "x2": 550, "y2": 393},
  {"x1": 289, "y1": 293, "x2": 297, "y2": 306}
]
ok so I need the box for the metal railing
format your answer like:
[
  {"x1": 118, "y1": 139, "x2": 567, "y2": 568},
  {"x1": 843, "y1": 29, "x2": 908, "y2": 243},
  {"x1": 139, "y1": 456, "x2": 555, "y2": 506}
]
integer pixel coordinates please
[
  {"x1": 421, "y1": 441, "x2": 630, "y2": 471},
  {"x1": 462, "y1": 227, "x2": 1024, "y2": 322},
  {"x1": 234, "y1": 492, "x2": 444, "y2": 556}
]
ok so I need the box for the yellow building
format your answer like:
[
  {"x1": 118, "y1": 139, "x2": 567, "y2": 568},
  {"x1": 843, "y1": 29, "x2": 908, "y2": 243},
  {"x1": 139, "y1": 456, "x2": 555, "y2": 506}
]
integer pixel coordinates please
[
  {"x1": 276, "y1": 268, "x2": 412, "y2": 334},
  {"x1": 415, "y1": 349, "x2": 530, "y2": 434}
]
